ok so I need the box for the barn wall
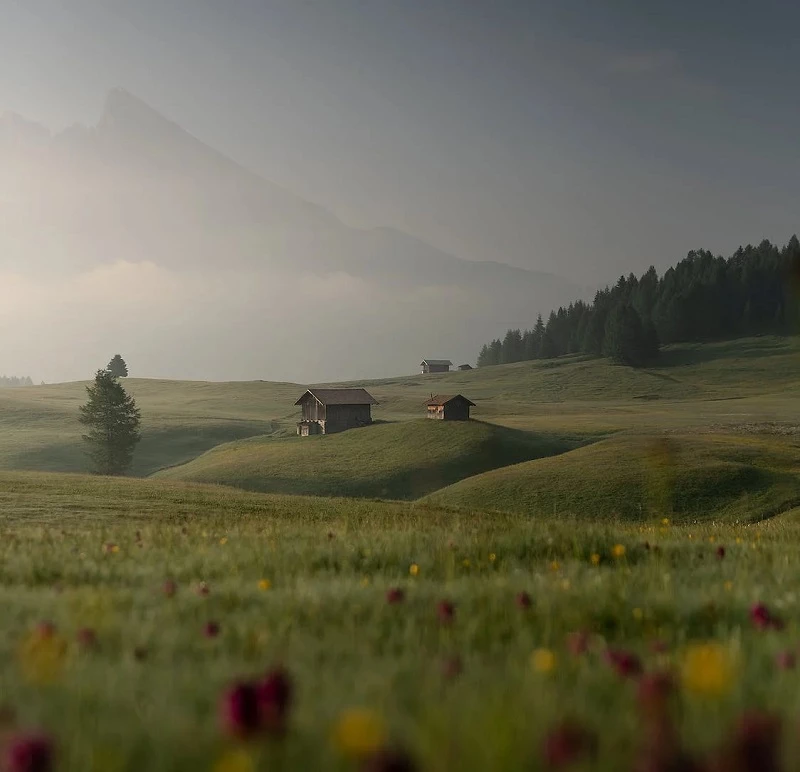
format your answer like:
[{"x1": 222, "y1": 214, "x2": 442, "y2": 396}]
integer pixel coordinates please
[
  {"x1": 324, "y1": 404, "x2": 373, "y2": 433},
  {"x1": 443, "y1": 401, "x2": 471, "y2": 420}
]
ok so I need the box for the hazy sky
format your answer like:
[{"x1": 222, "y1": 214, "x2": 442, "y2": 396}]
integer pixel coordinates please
[{"x1": 4, "y1": 0, "x2": 799, "y2": 283}]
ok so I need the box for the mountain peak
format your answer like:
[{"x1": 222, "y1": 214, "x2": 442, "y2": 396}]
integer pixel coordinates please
[{"x1": 99, "y1": 88, "x2": 180, "y2": 137}]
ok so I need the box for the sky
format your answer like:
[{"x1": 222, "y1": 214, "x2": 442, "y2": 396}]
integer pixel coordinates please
[{"x1": 3, "y1": 0, "x2": 798, "y2": 283}]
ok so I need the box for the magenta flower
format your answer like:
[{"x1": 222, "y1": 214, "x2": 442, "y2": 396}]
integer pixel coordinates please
[
  {"x1": 515, "y1": 591, "x2": 532, "y2": 610},
  {"x1": 542, "y1": 720, "x2": 597, "y2": 769},
  {"x1": 4, "y1": 733, "x2": 54, "y2": 772},
  {"x1": 219, "y1": 682, "x2": 261, "y2": 738},
  {"x1": 604, "y1": 648, "x2": 643, "y2": 678},
  {"x1": 385, "y1": 588, "x2": 405, "y2": 605},
  {"x1": 750, "y1": 603, "x2": 783, "y2": 631},
  {"x1": 776, "y1": 650, "x2": 796, "y2": 670},
  {"x1": 716, "y1": 546, "x2": 726, "y2": 559},
  {"x1": 196, "y1": 582, "x2": 210, "y2": 597},
  {"x1": 436, "y1": 600, "x2": 456, "y2": 625},
  {"x1": 257, "y1": 666, "x2": 294, "y2": 735},
  {"x1": 162, "y1": 580, "x2": 177, "y2": 598}
]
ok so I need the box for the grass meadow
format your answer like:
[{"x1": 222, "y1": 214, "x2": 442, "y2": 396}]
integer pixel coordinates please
[
  {"x1": 0, "y1": 473, "x2": 799, "y2": 770},
  {"x1": 0, "y1": 335, "x2": 797, "y2": 769}
]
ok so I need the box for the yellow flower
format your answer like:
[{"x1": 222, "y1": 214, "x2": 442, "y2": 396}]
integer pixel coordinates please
[
  {"x1": 489, "y1": 553, "x2": 497, "y2": 563},
  {"x1": 590, "y1": 553, "x2": 601, "y2": 566},
  {"x1": 661, "y1": 517, "x2": 670, "y2": 526},
  {"x1": 735, "y1": 537, "x2": 743, "y2": 545},
  {"x1": 681, "y1": 642, "x2": 735, "y2": 697},
  {"x1": 111, "y1": 545, "x2": 120, "y2": 554},
  {"x1": 531, "y1": 648, "x2": 556, "y2": 674},
  {"x1": 360, "y1": 576, "x2": 371, "y2": 587},
  {"x1": 219, "y1": 537, "x2": 228, "y2": 546},
  {"x1": 724, "y1": 581, "x2": 733, "y2": 592},
  {"x1": 258, "y1": 579, "x2": 272, "y2": 591},
  {"x1": 611, "y1": 544, "x2": 626, "y2": 559},
  {"x1": 560, "y1": 579, "x2": 571, "y2": 591},
  {"x1": 212, "y1": 749, "x2": 255, "y2": 772},
  {"x1": 331, "y1": 709, "x2": 386, "y2": 759},
  {"x1": 18, "y1": 630, "x2": 68, "y2": 684},
  {"x1": 549, "y1": 561, "x2": 560, "y2": 572},
  {"x1": 409, "y1": 563, "x2": 420, "y2": 577},
  {"x1": 632, "y1": 607, "x2": 643, "y2": 621}
]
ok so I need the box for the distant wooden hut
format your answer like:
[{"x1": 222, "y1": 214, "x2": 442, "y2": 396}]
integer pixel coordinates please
[
  {"x1": 457, "y1": 364, "x2": 473, "y2": 371},
  {"x1": 425, "y1": 394, "x2": 476, "y2": 421},
  {"x1": 420, "y1": 359, "x2": 452, "y2": 374},
  {"x1": 295, "y1": 388, "x2": 378, "y2": 436}
]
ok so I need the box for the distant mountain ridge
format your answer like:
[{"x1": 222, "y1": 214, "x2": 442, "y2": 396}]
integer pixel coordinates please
[{"x1": 0, "y1": 89, "x2": 583, "y2": 380}]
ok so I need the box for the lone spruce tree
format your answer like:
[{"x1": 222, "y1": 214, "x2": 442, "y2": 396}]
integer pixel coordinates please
[
  {"x1": 79, "y1": 370, "x2": 142, "y2": 475},
  {"x1": 107, "y1": 354, "x2": 129, "y2": 378}
]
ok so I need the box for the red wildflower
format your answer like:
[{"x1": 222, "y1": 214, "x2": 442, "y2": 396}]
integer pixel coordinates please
[
  {"x1": 515, "y1": 591, "x2": 532, "y2": 610},
  {"x1": 196, "y1": 582, "x2": 210, "y2": 597},
  {"x1": 542, "y1": 720, "x2": 597, "y2": 769},
  {"x1": 4, "y1": 733, "x2": 54, "y2": 772},
  {"x1": 604, "y1": 648, "x2": 643, "y2": 678},
  {"x1": 162, "y1": 580, "x2": 177, "y2": 598},
  {"x1": 716, "y1": 546, "x2": 726, "y2": 559},
  {"x1": 257, "y1": 666, "x2": 293, "y2": 735},
  {"x1": 203, "y1": 622, "x2": 220, "y2": 638},
  {"x1": 708, "y1": 712, "x2": 782, "y2": 772},
  {"x1": 750, "y1": 603, "x2": 783, "y2": 631},
  {"x1": 34, "y1": 622, "x2": 56, "y2": 640},
  {"x1": 385, "y1": 588, "x2": 405, "y2": 605},
  {"x1": 636, "y1": 671, "x2": 675, "y2": 718},
  {"x1": 219, "y1": 682, "x2": 261, "y2": 738},
  {"x1": 776, "y1": 650, "x2": 796, "y2": 670},
  {"x1": 436, "y1": 600, "x2": 456, "y2": 625}
]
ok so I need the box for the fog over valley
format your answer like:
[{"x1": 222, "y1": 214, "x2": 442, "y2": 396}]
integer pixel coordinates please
[{"x1": 1, "y1": 90, "x2": 582, "y2": 382}]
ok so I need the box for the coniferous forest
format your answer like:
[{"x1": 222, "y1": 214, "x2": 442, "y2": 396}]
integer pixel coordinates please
[{"x1": 477, "y1": 236, "x2": 800, "y2": 368}]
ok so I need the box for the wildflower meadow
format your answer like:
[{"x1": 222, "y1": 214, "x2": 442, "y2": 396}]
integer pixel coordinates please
[{"x1": 0, "y1": 473, "x2": 798, "y2": 770}]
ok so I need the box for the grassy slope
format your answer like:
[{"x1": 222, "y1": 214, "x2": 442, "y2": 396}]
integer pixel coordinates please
[
  {"x1": 2, "y1": 470, "x2": 800, "y2": 769},
  {"x1": 155, "y1": 419, "x2": 578, "y2": 499},
  {"x1": 425, "y1": 432, "x2": 800, "y2": 523},
  {"x1": 0, "y1": 334, "x2": 797, "y2": 476}
]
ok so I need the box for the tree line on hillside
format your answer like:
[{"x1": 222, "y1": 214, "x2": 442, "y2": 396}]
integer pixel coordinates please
[
  {"x1": 477, "y1": 236, "x2": 800, "y2": 368},
  {"x1": 0, "y1": 376, "x2": 34, "y2": 388}
]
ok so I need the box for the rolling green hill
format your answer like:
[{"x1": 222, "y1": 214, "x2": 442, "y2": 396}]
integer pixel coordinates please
[
  {"x1": 0, "y1": 335, "x2": 796, "y2": 477},
  {"x1": 424, "y1": 432, "x2": 800, "y2": 523},
  {"x1": 155, "y1": 419, "x2": 578, "y2": 499}
]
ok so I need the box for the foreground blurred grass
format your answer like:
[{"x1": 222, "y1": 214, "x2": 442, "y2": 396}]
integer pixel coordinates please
[{"x1": 2, "y1": 472, "x2": 800, "y2": 769}]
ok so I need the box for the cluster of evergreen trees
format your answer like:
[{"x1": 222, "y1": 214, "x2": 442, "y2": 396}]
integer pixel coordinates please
[
  {"x1": 478, "y1": 236, "x2": 800, "y2": 368},
  {"x1": 0, "y1": 376, "x2": 34, "y2": 388}
]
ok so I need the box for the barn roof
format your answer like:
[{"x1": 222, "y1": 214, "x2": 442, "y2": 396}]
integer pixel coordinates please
[
  {"x1": 425, "y1": 394, "x2": 476, "y2": 407},
  {"x1": 420, "y1": 359, "x2": 453, "y2": 366},
  {"x1": 295, "y1": 388, "x2": 378, "y2": 406}
]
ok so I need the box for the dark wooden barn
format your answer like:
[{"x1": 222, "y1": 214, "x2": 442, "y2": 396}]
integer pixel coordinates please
[
  {"x1": 425, "y1": 394, "x2": 476, "y2": 421},
  {"x1": 420, "y1": 359, "x2": 452, "y2": 374},
  {"x1": 457, "y1": 364, "x2": 473, "y2": 371},
  {"x1": 295, "y1": 388, "x2": 378, "y2": 436}
]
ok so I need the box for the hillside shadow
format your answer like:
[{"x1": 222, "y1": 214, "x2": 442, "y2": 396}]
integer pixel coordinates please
[
  {"x1": 10, "y1": 421, "x2": 274, "y2": 477},
  {"x1": 656, "y1": 337, "x2": 790, "y2": 368}
]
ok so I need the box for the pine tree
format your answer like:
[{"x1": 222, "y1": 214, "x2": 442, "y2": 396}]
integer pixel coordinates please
[
  {"x1": 107, "y1": 355, "x2": 129, "y2": 378},
  {"x1": 79, "y1": 370, "x2": 142, "y2": 476},
  {"x1": 603, "y1": 302, "x2": 651, "y2": 366}
]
